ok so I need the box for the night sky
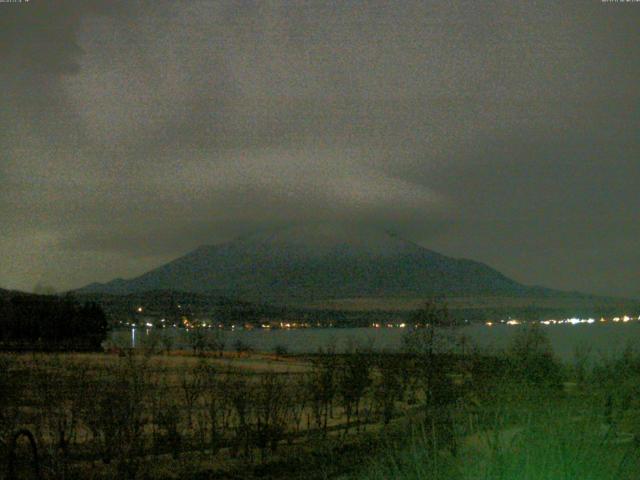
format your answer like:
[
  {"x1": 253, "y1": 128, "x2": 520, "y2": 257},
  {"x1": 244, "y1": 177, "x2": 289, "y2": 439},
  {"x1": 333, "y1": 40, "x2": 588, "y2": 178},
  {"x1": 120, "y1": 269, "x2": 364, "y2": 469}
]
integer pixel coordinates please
[{"x1": 1, "y1": 1, "x2": 638, "y2": 297}]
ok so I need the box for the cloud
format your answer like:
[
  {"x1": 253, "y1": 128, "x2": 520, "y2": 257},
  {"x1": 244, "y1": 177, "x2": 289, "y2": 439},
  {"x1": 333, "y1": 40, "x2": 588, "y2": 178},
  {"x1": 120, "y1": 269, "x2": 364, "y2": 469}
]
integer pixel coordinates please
[{"x1": 0, "y1": 1, "x2": 638, "y2": 296}]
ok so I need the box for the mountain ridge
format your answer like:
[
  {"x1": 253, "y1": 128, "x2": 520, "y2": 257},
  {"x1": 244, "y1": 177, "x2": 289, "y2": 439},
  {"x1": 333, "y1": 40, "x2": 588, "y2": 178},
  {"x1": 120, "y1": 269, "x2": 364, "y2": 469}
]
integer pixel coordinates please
[{"x1": 76, "y1": 224, "x2": 562, "y2": 301}]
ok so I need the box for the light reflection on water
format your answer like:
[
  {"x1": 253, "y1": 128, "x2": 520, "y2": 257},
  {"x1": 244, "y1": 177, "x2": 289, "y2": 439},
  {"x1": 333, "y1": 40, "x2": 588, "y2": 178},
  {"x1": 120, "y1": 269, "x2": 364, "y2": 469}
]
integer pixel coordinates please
[{"x1": 110, "y1": 322, "x2": 640, "y2": 362}]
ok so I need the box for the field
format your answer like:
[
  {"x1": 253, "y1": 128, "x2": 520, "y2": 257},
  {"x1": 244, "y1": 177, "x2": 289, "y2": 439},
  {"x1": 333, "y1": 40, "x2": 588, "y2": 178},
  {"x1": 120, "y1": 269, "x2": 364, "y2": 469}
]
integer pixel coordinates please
[
  {"x1": 1, "y1": 347, "x2": 423, "y2": 479},
  {"x1": 2, "y1": 325, "x2": 640, "y2": 479}
]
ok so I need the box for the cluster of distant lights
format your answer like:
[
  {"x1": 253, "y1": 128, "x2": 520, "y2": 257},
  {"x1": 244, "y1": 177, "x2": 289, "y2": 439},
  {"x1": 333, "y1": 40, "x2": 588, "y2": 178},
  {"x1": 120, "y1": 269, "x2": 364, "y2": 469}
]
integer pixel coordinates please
[
  {"x1": 371, "y1": 323, "x2": 407, "y2": 329},
  {"x1": 128, "y1": 306, "x2": 325, "y2": 330},
  {"x1": 485, "y1": 315, "x2": 640, "y2": 327},
  {"x1": 128, "y1": 306, "x2": 639, "y2": 330},
  {"x1": 260, "y1": 322, "x2": 318, "y2": 329}
]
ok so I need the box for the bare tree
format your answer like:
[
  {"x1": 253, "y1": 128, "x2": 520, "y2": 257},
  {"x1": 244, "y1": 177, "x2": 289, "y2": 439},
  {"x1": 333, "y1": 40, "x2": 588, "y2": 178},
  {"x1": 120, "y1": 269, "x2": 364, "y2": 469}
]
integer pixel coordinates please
[
  {"x1": 160, "y1": 329, "x2": 175, "y2": 354},
  {"x1": 227, "y1": 374, "x2": 254, "y2": 460},
  {"x1": 180, "y1": 365, "x2": 204, "y2": 430},
  {"x1": 402, "y1": 299, "x2": 460, "y2": 455},
  {"x1": 337, "y1": 351, "x2": 371, "y2": 435},
  {"x1": 82, "y1": 353, "x2": 150, "y2": 478},
  {"x1": 253, "y1": 372, "x2": 292, "y2": 462},
  {"x1": 307, "y1": 353, "x2": 337, "y2": 437},
  {"x1": 374, "y1": 355, "x2": 403, "y2": 425},
  {"x1": 187, "y1": 327, "x2": 208, "y2": 356}
]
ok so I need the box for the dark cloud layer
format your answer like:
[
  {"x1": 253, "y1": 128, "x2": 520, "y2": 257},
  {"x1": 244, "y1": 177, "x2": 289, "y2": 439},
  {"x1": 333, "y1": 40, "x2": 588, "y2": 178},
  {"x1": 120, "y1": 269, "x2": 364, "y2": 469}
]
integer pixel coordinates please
[{"x1": 1, "y1": 0, "x2": 638, "y2": 297}]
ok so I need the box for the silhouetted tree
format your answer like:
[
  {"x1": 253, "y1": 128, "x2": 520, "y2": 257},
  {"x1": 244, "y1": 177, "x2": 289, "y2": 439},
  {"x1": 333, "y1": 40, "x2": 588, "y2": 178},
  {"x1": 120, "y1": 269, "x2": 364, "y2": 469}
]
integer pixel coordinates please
[
  {"x1": 507, "y1": 324, "x2": 562, "y2": 388},
  {"x1": 0, "y1": 292, "x2": 108, "y2": 351}
]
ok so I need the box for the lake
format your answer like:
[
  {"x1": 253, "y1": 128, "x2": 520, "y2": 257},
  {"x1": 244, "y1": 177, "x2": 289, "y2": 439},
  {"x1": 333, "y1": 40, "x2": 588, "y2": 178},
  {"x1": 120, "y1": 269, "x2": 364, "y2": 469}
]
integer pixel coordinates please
[{"x1": 111, "y1": 322, "x2": 640, "y2": 362}]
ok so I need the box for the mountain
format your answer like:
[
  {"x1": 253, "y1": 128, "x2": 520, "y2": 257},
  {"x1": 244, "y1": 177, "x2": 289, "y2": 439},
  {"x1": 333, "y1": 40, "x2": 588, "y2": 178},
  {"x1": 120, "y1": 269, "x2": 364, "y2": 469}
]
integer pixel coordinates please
[{"x1": 77, "y1": 224, "x2": 558, "y2": 303}]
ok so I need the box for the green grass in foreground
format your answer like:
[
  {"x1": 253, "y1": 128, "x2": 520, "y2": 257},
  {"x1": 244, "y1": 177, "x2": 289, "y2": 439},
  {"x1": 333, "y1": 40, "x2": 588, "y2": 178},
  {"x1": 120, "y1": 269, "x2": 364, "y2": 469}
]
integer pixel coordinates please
[{"x1": 345, "y1": 399, "x2": 640, "y2": 480}]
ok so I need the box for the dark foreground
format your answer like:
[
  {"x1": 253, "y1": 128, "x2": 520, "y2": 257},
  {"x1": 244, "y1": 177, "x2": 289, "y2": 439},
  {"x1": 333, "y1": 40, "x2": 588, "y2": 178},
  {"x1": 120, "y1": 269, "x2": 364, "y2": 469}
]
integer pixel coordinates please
[{"x1": 2, "y1": 326, "x2": 640, "y2": 479}]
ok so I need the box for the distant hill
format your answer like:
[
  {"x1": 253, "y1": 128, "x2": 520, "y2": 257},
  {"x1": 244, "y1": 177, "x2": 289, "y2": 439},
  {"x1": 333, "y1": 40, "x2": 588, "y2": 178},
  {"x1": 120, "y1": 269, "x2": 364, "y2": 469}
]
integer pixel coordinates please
[
  {"x1": 0, "y1": 287, "x2": 43, "y2": 300},
  {"x1": 77, "y1": 223, "x2": 564, "y2": 302}
]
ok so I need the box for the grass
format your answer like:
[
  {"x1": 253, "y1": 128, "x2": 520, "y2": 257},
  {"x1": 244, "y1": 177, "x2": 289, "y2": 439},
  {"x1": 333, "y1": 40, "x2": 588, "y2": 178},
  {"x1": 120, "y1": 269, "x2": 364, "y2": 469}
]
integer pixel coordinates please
[{"x1": 344, "y1": 390, "x2": 640, "y2": 480}]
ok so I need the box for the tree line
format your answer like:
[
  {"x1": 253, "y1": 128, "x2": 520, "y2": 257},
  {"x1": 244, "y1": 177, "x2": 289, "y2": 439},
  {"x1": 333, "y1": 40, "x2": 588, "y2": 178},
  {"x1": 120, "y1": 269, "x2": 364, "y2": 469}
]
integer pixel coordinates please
[{"x1": 0, "y1": 291, "x2": 108, "y2": 351}]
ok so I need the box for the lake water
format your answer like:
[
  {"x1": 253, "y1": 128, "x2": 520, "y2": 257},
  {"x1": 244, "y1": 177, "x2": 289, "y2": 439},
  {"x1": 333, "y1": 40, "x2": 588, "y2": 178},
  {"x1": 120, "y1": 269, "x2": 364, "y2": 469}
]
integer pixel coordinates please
[{"x1": 111, "y1": 322, "x2": 640, "y2": 363}]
